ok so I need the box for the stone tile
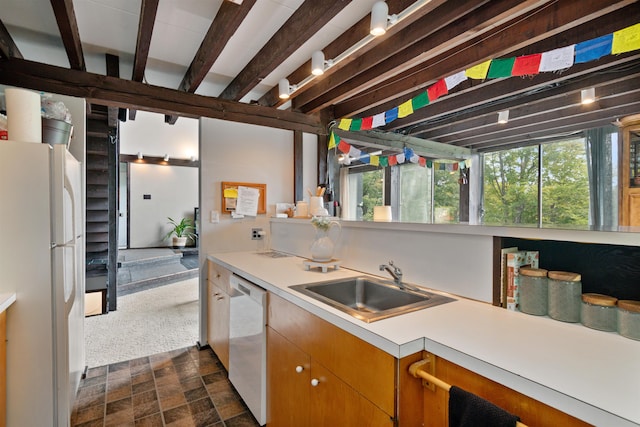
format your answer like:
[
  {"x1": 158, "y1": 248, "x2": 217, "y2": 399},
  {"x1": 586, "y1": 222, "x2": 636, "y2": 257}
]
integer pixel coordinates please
[
  {"x1": 132, "y1": 378, "x2": 156, "y2": 395},
  {"x1": 180, "y1": 376, "x2": 203, "y2": 392},
  {"x1": 176, "y1": 361, "x2": 200, "y2": 381},
  {"x1": 184, "y1": 386, "x2": 208, "y2": 403},
  {"x1": 216, "y1": 400, "x2": 246, "y2": 421},
  {"x1": 73, "y1": 419, "x2": 105, "y2": 427},
  {"x1": 106, "y1": 396, "x2": 132, "y2": 415},
  {"x1": 86, "y1": 366, "x2": 108, "y2": 379},
  {"x1": 189, "y1": 397, "x2": 221, "y2": 427},
  {"x1": 107, "y1": 382, "x2": 132, "y2": 402},
  {"x1": 133, "y1": 400, "x2": 161, "y2": 420},
  {"x1": 77, "y1": 383, "x2": 106, "y2": 401},
  {"x1": 201, "y1": 371, "x2": 226, "y2": 385},
  {"x1": 109, "y1": 360, "x2": 131, "y2": 373},
  {"x1": 164, "y1": 403, "x2": 193, "y2": 424},
  {"x1": 132, "y1": 364, "x2": 153, "y2": 378},
  {"x1": 74, "y1": 403, "x2": 105, "y2": 424},
  {"x1": 159, "y1": 388, "x2": 187, "y2": 411},
  {"x1": 224, "y1": 412, "x2": 261, "y2": 427},
  {"x1": 134, "y1": 412, "x2": 164, "y2": 427}
]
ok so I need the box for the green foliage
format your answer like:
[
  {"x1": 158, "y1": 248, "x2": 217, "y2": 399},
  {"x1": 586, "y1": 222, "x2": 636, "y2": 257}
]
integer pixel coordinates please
[
  {"x1": 433, "y1": 169, "x2": 460, "y2": 223},
  {"x1": 483, "y1": 140, "x2": 589, "y2": 227},
  {"x1": 164, "y1": 217, "x2": 196, "y2": 240},
  {"x1": 361, "y1": 169, "x2": 384, "y2": 221}
]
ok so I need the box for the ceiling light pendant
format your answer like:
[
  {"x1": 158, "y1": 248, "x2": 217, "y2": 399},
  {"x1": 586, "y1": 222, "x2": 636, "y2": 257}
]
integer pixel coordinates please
[
  {"x1": 311, "y1": 51, "x2": 326, "y2": 76},
  {"x1": 279, "y1": 78, "x2": 296, "y2": 99},
  {"x1": 370, "y1": 1, "x2": 389, "y2": 36},
  {"x1": 581, "y1": 87, "x2": 596, "y2": 104},
  {"x1": 497, "y1": 110, "x2": 509, "y2": 124}
]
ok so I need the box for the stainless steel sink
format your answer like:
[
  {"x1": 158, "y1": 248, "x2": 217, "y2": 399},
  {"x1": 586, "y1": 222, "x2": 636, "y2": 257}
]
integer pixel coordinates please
[{"x1": 291, "y1": 277, "x2": 454, "y2": 322}]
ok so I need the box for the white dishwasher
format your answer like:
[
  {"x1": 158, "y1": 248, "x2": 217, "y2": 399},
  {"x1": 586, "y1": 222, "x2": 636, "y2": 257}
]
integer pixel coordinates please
[{"x1": 228, "y1": 274, "x2": 267, "y2": 425}]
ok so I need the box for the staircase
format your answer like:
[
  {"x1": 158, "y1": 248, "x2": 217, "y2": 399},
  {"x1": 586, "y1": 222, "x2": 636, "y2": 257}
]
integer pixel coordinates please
[{"x1": 117, "y1": 248, "x2": 199, "y2": 296}]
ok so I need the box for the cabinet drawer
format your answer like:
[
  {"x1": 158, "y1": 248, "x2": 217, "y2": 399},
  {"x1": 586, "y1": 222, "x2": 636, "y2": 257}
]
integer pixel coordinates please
[
  {"x1": 268, "y1": 293, "x2": 395, "y2": 416},
  {"x1": 208, "y1": 260, "x2": 231, "y2": 294}
]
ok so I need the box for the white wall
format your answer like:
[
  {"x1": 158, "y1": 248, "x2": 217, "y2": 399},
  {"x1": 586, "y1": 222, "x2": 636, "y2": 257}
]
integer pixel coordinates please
[
  {"x1": 129, "y1": 163, "x2": 198, "y2": 248},
  {"x1": 120, "y1": 111, "x2": 199, "y2": 247}
]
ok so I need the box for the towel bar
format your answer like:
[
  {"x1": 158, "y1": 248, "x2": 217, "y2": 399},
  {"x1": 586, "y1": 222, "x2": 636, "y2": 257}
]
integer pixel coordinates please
[{"x1": 409, "y1": 359, "x2": 528, "y2": 427}]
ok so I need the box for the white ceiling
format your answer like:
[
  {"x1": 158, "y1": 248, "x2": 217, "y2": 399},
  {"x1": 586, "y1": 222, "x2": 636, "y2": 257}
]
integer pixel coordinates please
[{"x1": 1, "y1": 0, "x2": 383, "y2": 102}]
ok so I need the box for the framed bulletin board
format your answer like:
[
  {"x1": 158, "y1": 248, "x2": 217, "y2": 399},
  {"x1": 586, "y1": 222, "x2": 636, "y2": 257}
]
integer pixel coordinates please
[{"x1": 221, "y1": 181, "x2": 267, "y2": 214}]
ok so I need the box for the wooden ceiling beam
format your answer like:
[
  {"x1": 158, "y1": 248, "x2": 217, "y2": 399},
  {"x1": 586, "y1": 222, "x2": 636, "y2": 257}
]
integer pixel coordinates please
[
  {"x1": 0, "y1": 20, "x2": 22, "y2": 59},
  {"x1": 0, "y1": 58, "x2": 324, "y2": 134},
  {"x1": 456, "y1": 93, "x2": 640, "y2": 149},
  {"x1": 423, "y1": 76, "x2": 640, "y2": 143},
  {"x1": 178, "y1": 0, "x2": 255, "y2": 93},
  {"x1": 406, "y1": 56, "x2": 640, "y2": 137},
  {"x1": 257, "y1": 0, "x2": 441, "y2": 108},
  {"x1": 294, "y1": 0, "x2": 533, "y2": 113},
  {"x1": 49, "y1": 0, "x2": 85, "y2": 71},
  {"x1": 331, "y1": 0, "x2": 635, "y2": 119},
  {"x1": 381, "y1": 2, "x2": 640, "y2": 131},
  {"x1": 218, "y1": 0, "x2": 352, "y2": 101},
  {"x1": 105, "y1": 53, "x2": 120, "y2": 127},
  {"x1": 132, "y1": 0, "x2": 159, "y2": 82}
]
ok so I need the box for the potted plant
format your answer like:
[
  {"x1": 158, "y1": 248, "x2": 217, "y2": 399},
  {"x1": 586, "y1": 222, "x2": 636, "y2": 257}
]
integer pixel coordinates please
[{"x1": 164, "y1": 217, "x2": 196, "y2": 248}]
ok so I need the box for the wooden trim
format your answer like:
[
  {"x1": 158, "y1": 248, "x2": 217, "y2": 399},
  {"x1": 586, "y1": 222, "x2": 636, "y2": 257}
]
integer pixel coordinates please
[
  {"x1": 119, "y1": 154, "x2": 200, "y2": 168},
  {"x1": 132, "y1": 0, "x2": 159, "y2": 82},
  {"x1": 50, "y1": 0, "x2": 85, "y2": 71},
  {"x1": 294, "y1": 130, "x2": 303, "y2": 202}
]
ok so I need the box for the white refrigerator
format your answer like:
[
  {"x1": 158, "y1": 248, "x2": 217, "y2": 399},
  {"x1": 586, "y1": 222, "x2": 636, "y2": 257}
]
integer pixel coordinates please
[{"x1": 0, "y1": 140, "x2": 85, "y2": 426}]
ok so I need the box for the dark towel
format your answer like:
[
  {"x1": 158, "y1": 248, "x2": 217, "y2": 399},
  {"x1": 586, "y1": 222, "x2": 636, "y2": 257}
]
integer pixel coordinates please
[{"x1": 449, "y1": 385, "x2": 520, "y2": 427}]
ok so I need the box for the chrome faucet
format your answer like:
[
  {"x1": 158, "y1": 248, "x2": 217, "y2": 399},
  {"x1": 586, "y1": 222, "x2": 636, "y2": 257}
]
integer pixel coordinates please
[{"x1": 379, "y1": 260, "x2": 403, "y2": 288}]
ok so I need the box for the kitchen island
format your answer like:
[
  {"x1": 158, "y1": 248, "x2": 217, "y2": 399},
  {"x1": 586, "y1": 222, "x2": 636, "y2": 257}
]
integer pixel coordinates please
[{"x1": 208, "y1": 251, "x2": 639, "y2": 427}]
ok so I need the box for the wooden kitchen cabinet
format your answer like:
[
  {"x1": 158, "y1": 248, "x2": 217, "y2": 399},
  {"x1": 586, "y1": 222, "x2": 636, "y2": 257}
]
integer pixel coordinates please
[
  {"x1": 207, "y1": 260, "x2": 232, "y2": 370},
  {"x1": 267, "y1": 326, "x2": 392, "y2": 427},
  {"x1": 267, "y1": 293, "x2": 406, "y2": 426},
  {"x1": 620, "y1": 115, "x2": 640, "y2": 226},
  {"x1": 419, "y1": 352, "x2": 592, "y2": 427}
]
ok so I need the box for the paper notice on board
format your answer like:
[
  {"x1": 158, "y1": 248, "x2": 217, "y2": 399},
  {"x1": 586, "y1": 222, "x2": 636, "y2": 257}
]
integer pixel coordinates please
[{"x1": 234, "y1": 186, "x2": 260, "y2": 216}]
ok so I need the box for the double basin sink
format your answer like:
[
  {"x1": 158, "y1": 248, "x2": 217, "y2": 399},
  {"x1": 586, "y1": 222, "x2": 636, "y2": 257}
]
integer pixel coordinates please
[{"x1": 291, "y1": 276, "x2": 454, "y2": 323}]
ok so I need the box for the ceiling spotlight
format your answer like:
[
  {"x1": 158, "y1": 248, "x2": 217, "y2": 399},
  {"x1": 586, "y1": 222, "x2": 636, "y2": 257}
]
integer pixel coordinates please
[
  {"x1": 279, "y1": 78, "x2": 297, "y2": 99},
  {"x1": 163, "y1": 154, "x2": 169, "y2": 162},
  {"x1": 370, "y1": 2, "x2": 389, "y2": 36},
  {"x1": 190, "y1": 155, "x2": 197, "y2": 162},
  {"x1": 137, "y1": 152, "x2": 143, "y2": 160},
  {"x1": 497, "y1": 110, "x2": 509, "y2": 124},
  {"x1": 581, "y1": 87, "x2": 595, "y2": 105},
  {"x1": 312, "y1": 51, "x2": 326, "y2": 76}
]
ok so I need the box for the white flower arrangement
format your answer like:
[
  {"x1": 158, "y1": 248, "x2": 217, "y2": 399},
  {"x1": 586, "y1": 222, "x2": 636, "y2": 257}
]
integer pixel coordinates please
[{"x1": 311, "y1": 216, "x2": 332, "y2": 231}]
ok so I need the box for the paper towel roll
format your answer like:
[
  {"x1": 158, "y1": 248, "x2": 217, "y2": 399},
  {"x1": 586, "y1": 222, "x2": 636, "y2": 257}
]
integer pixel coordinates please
[{"x1": 6, "y1": 88, "x2": 42, "y2": 143}]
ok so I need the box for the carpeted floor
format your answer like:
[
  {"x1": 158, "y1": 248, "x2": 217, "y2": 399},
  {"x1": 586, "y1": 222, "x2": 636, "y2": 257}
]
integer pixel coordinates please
[{"x1": 84, "y1": 277, "x2": 200, "y2": 368}]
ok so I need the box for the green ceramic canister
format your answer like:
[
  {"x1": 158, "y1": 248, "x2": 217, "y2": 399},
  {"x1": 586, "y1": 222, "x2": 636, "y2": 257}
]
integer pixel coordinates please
[
  {"x1": 617, "y1": 300, "x2": 640, "y2": 341},
  {"x1": 548, "y1": 271, "x2": 582, "y2": 323},
  {"x1": 518, "y1": 267, "x2": 548, "y2": 316},
  {"x1": 581, "y1": 293, "x2": 618, "y2": 332}
]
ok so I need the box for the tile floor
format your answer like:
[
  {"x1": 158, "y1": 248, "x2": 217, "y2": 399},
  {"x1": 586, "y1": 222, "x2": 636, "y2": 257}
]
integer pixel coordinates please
[{"x1": 71, "y1": 345, "x2": 261, "y2": 427}]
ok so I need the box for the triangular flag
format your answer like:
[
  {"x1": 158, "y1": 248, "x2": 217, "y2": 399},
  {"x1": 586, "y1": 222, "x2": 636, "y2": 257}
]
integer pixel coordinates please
[
  {"x1": 419, "y1": 157, "x2": 426, "y2": 167},
  {"x1": 444, "y1": 71, "x2": 467, "y2": 91},
  {"x1": 350, "y1": 118, "x2": 362, "y2": 131},
  {"x1": 575, "y1": 34, "x2": 613, "y2": 63},
  {"x1": 398, "y1": 99, "x2": 414, "y2": 118},
  {"x1": 512, "y1": 53, "x2": 542, "y2": 76},
  {"x1": 487, "y1": 57, "x2": 515, "y2": 78},
  {"x1": 379, "y1": 157, "x2": 389, "y2": 167},
  {"x1": 612, "y1": 23, "x2": 640, "y2": 54},
  {"x1": 361, "y1": 116, "x2": 373, "y2": 130},
  {"x1": 426, "y1": 160, "x2": 433, "y2": 168},
  {"x1": 328, "y1": 132, "x2": 337, "y2": 149},
  {"x1": 338, "y1": 139, "x2": 350, "y2": 154},
  {"x1": 539, "y1": 45, "x2": 575, "y2": 72},
  {"x1": 360, "y1": 153, "x2": 370, "y2": 164},
  {"x1": 370, "y1": 155, "x2": 380, "y2": 166},
  {"x1": 412, "y1": 91, "x2": 430, "y2": 110},
  {"x1": 385, "y1": 107, "x2": 399, "y2": 123},
  {"x1": 338, "y1": 118, "x2": 352, "y2": 130},
  {"x1": 396, "y1": 153, "x2": 405, "y2": 164},
  {"x1": 404, "y1": 147, "x2": 415, "y2": 159},
  {"x1": 388, "y1": 155, "x2": 398, "y2": 166},
  {"x1": 453, "y1": 163, "x2": 459, "y2": 171},
  {"x1": 372, "y1": 112, "x2": 386, "y2": 128},
  {"x1": 348, "y1": 146, "x2": 361, "y2": 158},
  {"x1": 427, "y1": 79, "x2": 448, "y2": 101},
  {"x1": 465, "y1": 60, "x2": 492, "y2": 79},
  {"x1": 410, "y1": 154, "x2": 420, "y2": 164}
]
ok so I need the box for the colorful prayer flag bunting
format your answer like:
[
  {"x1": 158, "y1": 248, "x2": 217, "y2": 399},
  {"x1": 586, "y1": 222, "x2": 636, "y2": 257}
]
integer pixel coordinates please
[
  {"x1": 372, "y1": 112, "x2": 386, "y2": 128},
  {"x1": 427, "y1": 79, "x2": 448, "y2": 101},
  {"x1": 361, "y1": 116, "x2": 373, "y2": 130},
  {"x1": 575, "y1": 34, "x2": 613, "y2": 63},
  {"x1": 385, "y1": 107, "x2": 398, "y2": 123},
  {"x1": 328, "y1": 132, "x2": 337, "y2": 149},
  {"x1": 338, "y1": 139, "x2": 350, "y2": 154},
  {"x1": 512, "y1": 54, "x2": 542, "y2": 76},
  {"x1": 350, "y1": 118, "x2": 362, "y2": 131},
  {"x1": 445, "y1": 71, "x2": 467, "y2": 91},
  {"x1": 412, "y1": 91, "x2": 430, "y2": 110},
  {"x1": 487, "y1": 57, "x2": 515, "y2": 78},
  {"x1": 612, "y1": 23, "x2": 640, "y2": 54},
  {"x1": 338, "y1": 118, "x2": 351, "y2": 130},
  {"x1": 398, "y1": 99, "x2": 414, "y2": 118},
  {"x1": 465, "y1": 60, "x2": 492, "y2": 79},
  {"x1": 539, "y1": 45, "x2": 574, "y2": 72}
]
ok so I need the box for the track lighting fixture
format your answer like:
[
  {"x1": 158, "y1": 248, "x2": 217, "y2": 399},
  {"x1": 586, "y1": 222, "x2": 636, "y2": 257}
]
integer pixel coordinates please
[
  {"x1": 498, "y1": 110, "x2": 509, "y2": 124},
  {"x1": 581, "y1": 87, "x2": 595, "y2": 104},
  {"x1": 278, "y1": 78, "x2": 297, "y2": 99}
]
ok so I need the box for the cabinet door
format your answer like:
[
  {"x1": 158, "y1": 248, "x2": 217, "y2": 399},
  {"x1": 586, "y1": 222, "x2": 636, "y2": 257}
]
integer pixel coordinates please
[
  {"x1": 309, "y1": 361, "x2": 393, "y2": 427},
  {"x1": 267, "y1": 327, "x2": 310, "y2": 427},
  {"x1": 207, "y1": 282, "x2": 230, "y2": 370}
]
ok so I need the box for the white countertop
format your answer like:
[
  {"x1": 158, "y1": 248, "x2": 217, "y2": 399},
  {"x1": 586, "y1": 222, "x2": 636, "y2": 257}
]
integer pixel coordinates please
[
  {"x1": 0, "y1": 293, "x2": 16, "y2": 313},
  {"x1": 209, "y1": 251, "x2": 640, "y2": 427}
]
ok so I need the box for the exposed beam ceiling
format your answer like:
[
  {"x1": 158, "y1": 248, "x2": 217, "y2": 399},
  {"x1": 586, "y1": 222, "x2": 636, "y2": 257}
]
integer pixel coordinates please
[{"x1": 0, "y1": 0, "x2": 637, "y2": 153}]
